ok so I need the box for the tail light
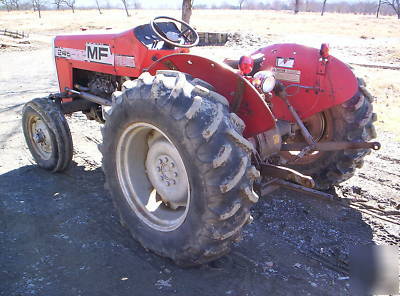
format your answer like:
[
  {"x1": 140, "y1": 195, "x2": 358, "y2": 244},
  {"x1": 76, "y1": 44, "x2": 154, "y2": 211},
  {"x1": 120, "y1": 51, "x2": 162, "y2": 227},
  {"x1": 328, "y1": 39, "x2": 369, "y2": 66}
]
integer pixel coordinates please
[
  {"x1": 238, "y1": 55, "x2": 254, "y2": 75},
  {"x1": 320, "y1": 43, "x2": 330, "y2": 59}
]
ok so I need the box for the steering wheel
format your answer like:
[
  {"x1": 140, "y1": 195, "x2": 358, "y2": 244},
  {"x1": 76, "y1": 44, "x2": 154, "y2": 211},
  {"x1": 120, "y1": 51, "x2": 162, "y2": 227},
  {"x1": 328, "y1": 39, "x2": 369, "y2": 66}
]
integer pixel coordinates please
[{"x1": 150, "y1": 16, "x2": 199, "y2": 48}]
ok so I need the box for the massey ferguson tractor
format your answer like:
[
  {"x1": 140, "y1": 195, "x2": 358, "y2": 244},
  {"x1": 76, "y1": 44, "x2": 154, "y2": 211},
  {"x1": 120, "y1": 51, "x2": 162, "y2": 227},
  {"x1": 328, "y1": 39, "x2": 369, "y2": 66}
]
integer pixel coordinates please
[{"x1": 22, "y1": 16, "x2": 380, "y2": 266}]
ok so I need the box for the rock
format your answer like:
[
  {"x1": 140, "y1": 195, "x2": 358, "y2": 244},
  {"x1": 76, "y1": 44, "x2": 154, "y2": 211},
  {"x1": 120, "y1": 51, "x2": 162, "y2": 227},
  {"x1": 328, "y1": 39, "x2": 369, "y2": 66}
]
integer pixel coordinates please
[
  {"x1": 155, "y1": 278, "x2": 172, "y2": 289},
  {"x1": 352, "y1": 186, "x2": 362, "y2": 195},
  {"x1": 265, "y1": 261, "x2": 274, "y2": 268}
]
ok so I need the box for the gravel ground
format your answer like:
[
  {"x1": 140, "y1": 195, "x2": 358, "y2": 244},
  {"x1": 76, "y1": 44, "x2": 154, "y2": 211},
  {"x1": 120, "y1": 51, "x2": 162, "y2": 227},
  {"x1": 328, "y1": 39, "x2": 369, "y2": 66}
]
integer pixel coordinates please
[{"x1": 0, "y1": 39, "x2": 399, "y2": 296}]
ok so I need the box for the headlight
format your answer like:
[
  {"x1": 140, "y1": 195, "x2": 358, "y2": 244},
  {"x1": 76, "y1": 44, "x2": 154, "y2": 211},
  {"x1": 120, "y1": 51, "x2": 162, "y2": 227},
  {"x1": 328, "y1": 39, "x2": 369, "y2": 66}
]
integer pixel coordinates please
[{"x1": 253, "y1": 71, "x2": 276, "y2": 93}]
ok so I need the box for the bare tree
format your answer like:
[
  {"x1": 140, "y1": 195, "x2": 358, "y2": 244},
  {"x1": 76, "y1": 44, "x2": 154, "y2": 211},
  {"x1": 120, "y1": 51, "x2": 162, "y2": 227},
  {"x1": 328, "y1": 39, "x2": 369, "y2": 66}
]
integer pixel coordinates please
[
  {"x1": 32, "y1": 0, "x2": 44, "y2": 18},
  {"x1": 10, "y1": 0, "x2": 19, "y2": 9},
  {"x1": 61, "y1": 0, "x2": 75, "y2": 12},
  {"x1": 0, "y1": 0, "x2": 12, "y2": 11},
  {"x1": 294, "y1": 0, "x2": 300, "y2": 13},
  {"x1": 121, "y1": 0, "x2": 130, "y2": 16},
  {"x1": 133, "y1": 0, "x2": 141, "y2": 9},
  {"x1": 321, "y1": 0, "x2": 327, "y2": 15},
  {"x1": 376, "y1": 0, "x2": 382, "y2": 17},
  {"x1": 53, "y1": 0, "x2": 61, "y2": 9},
  {"x1": 182, "y1": 0, "x2": 193, "y2": 23},
  {"x1": 95, "y1": 0, "x2": 102, "y2": 14},
  {"x1": 382, "y1": 0, "x2": 400, "y2": 18},
  {"x1": 239, "y1": 0, "x2": 246, "y2": 10}
]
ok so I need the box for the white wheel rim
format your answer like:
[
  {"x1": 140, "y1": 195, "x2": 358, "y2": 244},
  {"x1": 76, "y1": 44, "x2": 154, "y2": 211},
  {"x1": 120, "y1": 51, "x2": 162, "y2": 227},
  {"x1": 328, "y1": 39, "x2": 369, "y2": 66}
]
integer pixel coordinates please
[
  {"x1": 28, "y1": 115, "x2": 53, "y2": 160},
  {"x1": 116, "y1": 122, "x2": 191, "y2": 232}
]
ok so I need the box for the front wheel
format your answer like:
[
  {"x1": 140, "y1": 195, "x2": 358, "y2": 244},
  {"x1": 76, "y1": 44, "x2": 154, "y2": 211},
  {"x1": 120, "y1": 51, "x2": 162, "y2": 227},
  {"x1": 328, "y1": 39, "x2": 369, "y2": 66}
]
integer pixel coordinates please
[
  {"x1": 279, "y1": 80, "x2": 377, "y2": 190},
  {"x1": 22, "y1": 98, "x2": 73, "y2": 172},
  {"x1": 100, "y1": 71, "x2": 260, "y2": 266}
]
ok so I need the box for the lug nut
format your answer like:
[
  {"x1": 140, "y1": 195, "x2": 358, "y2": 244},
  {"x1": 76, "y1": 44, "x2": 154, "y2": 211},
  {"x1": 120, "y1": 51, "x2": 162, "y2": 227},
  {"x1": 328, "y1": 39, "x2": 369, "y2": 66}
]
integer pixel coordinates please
[
  {"x1": 159, "y1": 159, "x2": 163, "y2": 164},
  {"x1": 172, "y1": 180, "x2": 176, "y2": 185},
  {"x1": 157, "y1": 166, "x2": 161, "y2": 172},
  {"x1": 170, "y1": 162, "x2": 175, "y2": 168},
  {"x1": 164, "y1": 156, "x2": 169, "y2": 162},
  {"x1": 166, "y1": 181, "x2": 170, "y2": 186},
  {"x1": 174, "y1": 172, "x2": 178, "y2": 177}
]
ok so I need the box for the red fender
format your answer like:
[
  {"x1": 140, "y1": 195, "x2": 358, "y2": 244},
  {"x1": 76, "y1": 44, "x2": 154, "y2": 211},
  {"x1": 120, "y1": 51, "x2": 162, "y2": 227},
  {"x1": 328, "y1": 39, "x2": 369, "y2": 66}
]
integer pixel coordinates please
[
  {"x1": 147, "y1": 54, "x2": 276, "y2": 138},
  {"x1": 252, "y1": 44, "x2": 358, "y2": 121}
]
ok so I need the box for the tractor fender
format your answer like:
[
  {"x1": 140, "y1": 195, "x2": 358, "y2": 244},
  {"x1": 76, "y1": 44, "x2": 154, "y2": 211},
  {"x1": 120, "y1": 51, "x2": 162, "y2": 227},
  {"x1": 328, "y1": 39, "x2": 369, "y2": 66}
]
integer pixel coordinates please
[
  {"x1": 147, "y1": 54, "x2": 276, "y2": 138},
  {"x1": 252, "y1": 44, "x2": 358, "y2": 122}
]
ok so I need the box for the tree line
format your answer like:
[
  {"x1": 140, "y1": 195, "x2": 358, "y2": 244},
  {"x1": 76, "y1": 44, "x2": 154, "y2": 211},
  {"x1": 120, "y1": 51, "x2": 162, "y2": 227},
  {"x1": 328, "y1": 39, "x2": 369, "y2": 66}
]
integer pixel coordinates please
[{"x1": 1, "y1": 0, "x2": 399, "y2": 19}]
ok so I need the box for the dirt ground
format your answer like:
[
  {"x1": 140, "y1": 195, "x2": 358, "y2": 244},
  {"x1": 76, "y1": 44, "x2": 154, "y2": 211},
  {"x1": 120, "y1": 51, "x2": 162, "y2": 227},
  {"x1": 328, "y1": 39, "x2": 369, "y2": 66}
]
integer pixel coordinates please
[{"x1": 0, "y1": 10, "x2": 399, "y2": 296}]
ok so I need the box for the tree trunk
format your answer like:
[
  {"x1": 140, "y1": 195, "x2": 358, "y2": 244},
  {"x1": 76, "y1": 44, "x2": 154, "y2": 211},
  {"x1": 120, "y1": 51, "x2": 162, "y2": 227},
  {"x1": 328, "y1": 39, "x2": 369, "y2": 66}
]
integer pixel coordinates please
[
  {"x1": 122, "y1": 0, "x2": 130, "y2": 17},
  {"x1": 95, "y1": 0, "x2": 102, "y2": 14},
  {"x1": 71, "y1": 4, "x2": 74, "y2": 12},
  {"x1": 294, "y1": 0, "x2": 300, "y2": 13},
  {"x1": 376, "y1": 0, "x2": 381, "y2": 18},
  {"x1": 182, "y1": 0, "x2": 192, "y2": 24},
  {"x1": 321, "y1": 0, "x2": 327, "y2": 15}
]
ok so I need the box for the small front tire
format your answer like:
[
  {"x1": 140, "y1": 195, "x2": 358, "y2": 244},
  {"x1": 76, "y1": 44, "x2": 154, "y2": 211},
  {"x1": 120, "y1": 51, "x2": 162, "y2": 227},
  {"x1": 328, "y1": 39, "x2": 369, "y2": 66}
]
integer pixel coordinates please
[{"x1": 22, "y1": 98, "x2": 73, "y2": 172}]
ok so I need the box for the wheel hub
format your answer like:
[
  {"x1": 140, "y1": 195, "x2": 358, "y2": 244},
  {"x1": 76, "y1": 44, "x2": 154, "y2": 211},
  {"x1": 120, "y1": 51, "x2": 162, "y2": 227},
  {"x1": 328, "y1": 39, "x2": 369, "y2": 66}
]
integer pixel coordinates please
[
  {"x1": 115, "y1": 122, "x2": 191, "y2": 232},
  {"x1": 29, "y1": 117, "x2": 52, "y2": 158},
  {"x1": 146, "y1": 136, "x2": 188, "y2": 209},
  {"x1": 280, "y1": 112, "x2": 328, "y2": 165}
]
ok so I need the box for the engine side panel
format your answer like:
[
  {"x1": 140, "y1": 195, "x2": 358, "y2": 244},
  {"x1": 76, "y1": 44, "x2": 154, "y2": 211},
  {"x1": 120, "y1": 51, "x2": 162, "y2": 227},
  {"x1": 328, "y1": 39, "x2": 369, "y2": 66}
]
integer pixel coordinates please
[
  {"x1": 53, "y1": 26, "x2": 187, "y2": 97},
  {"x1": 252, "y1": 44, "x2": 358, "y2": 121},
  {"x1": 147, "y1": 54, "x2": 276, "y2": 138}
]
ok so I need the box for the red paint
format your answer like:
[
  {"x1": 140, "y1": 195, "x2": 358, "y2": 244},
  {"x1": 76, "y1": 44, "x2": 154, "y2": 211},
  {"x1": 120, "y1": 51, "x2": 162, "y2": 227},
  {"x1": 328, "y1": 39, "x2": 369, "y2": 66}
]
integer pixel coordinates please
[
  {"x1": 252, "y1": 43, "x2": 358, "y2": 122},
  {"x1": 54, "y1": 29, "x2": 187, "y2": 95},
  {"x1": 147, "y1": 54, "x2": 276, "y2": 138},
  {"x1": 54, "y1": 27, "x2": 359, "y2": 138}
]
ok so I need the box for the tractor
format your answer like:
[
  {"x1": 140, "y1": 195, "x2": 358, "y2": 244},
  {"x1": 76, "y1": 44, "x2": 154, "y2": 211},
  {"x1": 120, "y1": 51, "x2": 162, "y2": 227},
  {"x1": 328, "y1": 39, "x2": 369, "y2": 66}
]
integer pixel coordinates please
[{"x1": 22, "y1": 16, "x2": 379, "y2": 266}]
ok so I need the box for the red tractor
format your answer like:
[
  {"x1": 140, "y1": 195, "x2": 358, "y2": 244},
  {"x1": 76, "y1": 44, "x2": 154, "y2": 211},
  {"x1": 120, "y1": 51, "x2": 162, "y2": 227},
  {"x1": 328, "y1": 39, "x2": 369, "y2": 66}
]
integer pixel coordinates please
[{"x1": 22, "y1": 16, "x2": 379, "y2": 266}]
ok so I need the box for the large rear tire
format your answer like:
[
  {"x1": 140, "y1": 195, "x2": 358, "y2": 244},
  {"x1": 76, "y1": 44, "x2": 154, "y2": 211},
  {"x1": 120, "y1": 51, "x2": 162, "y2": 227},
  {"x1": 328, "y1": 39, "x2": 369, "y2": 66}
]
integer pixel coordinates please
[
  {"x1": 22, "y1": 98, "x2": 73, "y2": 172},
  {"x1": 100, "y1": 71, "x2": 260, "y2": 266},
  {"x1": 280, "y1": 80, "x2": 377, "y2": 190}
]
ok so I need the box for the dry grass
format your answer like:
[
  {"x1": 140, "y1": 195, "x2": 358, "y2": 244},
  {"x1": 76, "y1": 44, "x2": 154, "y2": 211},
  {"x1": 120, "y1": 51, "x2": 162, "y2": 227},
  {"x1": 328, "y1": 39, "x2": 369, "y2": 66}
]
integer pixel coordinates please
[
  {"x1": 0, "y1": 9, "x2": 399, "y2": 38},
  {"x1": 352, "y1": 66, "x2": 400, "y2": 140}
]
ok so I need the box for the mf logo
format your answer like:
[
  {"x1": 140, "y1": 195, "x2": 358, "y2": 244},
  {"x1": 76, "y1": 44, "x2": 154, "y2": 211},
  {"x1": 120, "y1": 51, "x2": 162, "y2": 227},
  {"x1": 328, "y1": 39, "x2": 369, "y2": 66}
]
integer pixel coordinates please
[{"x1": 86, "y1": 43, "x2": 114, "y2": 65}]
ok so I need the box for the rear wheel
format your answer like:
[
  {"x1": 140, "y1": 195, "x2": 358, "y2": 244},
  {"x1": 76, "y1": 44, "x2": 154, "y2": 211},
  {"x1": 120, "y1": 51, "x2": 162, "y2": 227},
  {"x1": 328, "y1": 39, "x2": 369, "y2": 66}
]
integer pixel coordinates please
[
  {"x1": 279, "y1": 81, "x2": 377, "y2": 190},
  {"x1": 22, "y1": 98, "x2": 73, "y2": 172},
  {"x1": 100, "y1": 71, "x2": 259, "y2": 266}
]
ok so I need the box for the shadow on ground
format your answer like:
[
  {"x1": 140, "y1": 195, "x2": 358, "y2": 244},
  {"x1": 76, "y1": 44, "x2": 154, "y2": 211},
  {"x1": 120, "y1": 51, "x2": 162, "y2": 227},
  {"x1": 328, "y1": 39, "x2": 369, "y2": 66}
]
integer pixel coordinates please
[{"x1": 0, "y1": 163, "x2": 374, "y2": 296}]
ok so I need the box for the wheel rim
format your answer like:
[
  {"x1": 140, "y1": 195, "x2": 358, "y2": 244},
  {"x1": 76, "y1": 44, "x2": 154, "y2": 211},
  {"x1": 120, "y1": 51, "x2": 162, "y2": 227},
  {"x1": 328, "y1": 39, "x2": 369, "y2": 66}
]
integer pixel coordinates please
[
  {"x1": 280, "y1": 112, "x2": 333, "y2": 165},
  {"x1": 116, "y1": 122, "x2": 190, "y2": 232},
  {"x1": 27, "y1": 115, "x2": 53, "y2": 160}
]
